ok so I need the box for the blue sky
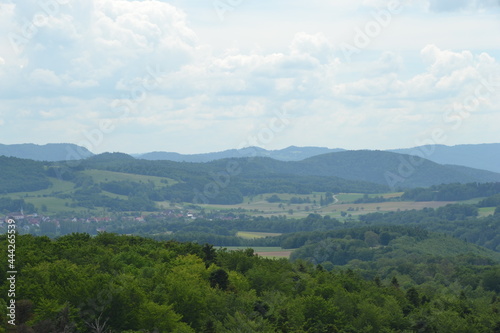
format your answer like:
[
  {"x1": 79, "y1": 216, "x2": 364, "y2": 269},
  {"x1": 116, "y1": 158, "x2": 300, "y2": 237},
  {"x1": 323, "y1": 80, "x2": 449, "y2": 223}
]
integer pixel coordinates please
[{"x1": 0, "y1": 0, "x2": 499, "y2": 154}]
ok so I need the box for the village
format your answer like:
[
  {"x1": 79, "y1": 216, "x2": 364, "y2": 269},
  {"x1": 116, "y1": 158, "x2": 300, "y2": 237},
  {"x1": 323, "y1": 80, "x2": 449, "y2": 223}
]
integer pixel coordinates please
[{"x1": 0, "y1": 208, "x2": 243, "y2": 236}]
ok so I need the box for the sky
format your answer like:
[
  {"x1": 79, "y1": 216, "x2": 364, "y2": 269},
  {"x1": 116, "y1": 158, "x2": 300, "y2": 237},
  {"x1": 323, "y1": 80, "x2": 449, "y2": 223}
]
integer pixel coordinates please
[{"x1": 0, "y1": 0, "x2": 499, "y2": 154}]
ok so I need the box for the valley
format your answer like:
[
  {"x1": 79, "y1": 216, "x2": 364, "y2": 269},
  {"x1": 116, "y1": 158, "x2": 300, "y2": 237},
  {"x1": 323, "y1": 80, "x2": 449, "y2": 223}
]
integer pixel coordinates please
[{"x1": 1, "y1": 144, "x2": 500, "y2": 332}]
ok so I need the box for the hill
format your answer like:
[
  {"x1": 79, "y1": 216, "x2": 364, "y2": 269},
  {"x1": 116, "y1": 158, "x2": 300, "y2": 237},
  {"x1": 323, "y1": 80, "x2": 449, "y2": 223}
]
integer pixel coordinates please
[
  {"x1": 0, "y1": 143, "x2": 93, "y2": 161},
  {"x1": 294, "y1": 150, "x2": 500, "y2": 189},
  {"x1": 2, "y1": 150, "x2": 500, "y2": 208},
  {"x1": 0, "y1": 156, "x2": 51, "y2": 193},
  {"x1": 390, "y1": 143, "x2": 500, "y2": 173},
  {"x1": 137, "y1": 146, "x2": 344, "y2": 162}
]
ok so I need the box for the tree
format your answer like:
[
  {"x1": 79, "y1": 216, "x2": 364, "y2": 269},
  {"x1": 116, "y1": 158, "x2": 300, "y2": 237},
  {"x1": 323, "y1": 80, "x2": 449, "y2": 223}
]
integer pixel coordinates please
[
  {"x1": 84, "y1": 311, "x2": 109, "y2": 333},
  {"x1": 482, "y1": 268, "x2": 500, "y2": 293},
  {"x1": 209, "y1": 269, "x2": 229, "y2": 291},
  {"x1": 406, "y1": 287, "x2": 420, "y2": 307},
  {"x1": 266, "y1": 194, "x2": 282, "y2": 203},
  {"x1": 391, "y1": 276, "x2": 400, "y2": 288},
  {"x1": 364, "y1": 231, "x2": 380, "y2": 247}
]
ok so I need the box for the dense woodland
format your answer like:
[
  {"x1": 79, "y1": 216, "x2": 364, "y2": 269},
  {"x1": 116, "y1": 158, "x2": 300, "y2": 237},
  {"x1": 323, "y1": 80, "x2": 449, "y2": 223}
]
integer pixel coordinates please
[
  {"x1": 402, "y1": 182, "x2": 500, "y2": 201},
  {"x1": 1, "y1": 233, "x2": 500, "y2": 333},
  {"x1": 0, "y1": 157, "x2": 51, "y2": 194}
]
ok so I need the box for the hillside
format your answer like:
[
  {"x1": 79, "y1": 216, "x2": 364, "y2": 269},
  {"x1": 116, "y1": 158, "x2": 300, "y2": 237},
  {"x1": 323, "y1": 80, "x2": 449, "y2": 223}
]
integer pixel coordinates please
[
  {"x1": 289, "y1": 225, "x2": 500, "y2": 265},
  {"x1": 0, "y1": 143, "x2": 93, "y2": 161},
  {"x1": 0, "y1": 156, "x2": 51, "y2": 193},
  {"x1": 295, "y1": 150, "x2": 500, "y2": 189},
  {"x1": 390, "y1": 143, "x2": 500, "y2": 173},
  {"x1": 3, "y1": 149, "x2": 500, "y2": 203}
]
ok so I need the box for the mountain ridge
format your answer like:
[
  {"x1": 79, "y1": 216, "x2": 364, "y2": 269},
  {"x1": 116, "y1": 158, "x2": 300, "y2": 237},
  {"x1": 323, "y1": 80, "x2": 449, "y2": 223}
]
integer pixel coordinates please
[
  {"x1": 389, "y1": 143, "x2": 500, "y2": 173},
  {"x1": 0, "y1": 143, "x2": 93, "y2": 161},
  {"x1": 1, "y1": 142, "x2": 498, "y2": 174}
]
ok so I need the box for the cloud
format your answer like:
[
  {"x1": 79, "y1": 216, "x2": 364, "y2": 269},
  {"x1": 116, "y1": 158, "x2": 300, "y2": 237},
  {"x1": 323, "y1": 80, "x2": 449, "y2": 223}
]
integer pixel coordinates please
[
  {"x1": 421, "y1": 44, "x2": 474, "y2": 76},
  {"x1": 3, "y1": 0, "x2": 198, "y2": 98},
  {"x1": 427, "y1": 0, "x2": 500, "y2": 12},
  {"x1": 28, "y1": 69, "x2": 62, "y2": 86},
  {"x1": 290, "y1": 32, "x2": 334, "y2": 64},
  {"x1": 0, "y1": 0, "x2": 499, "y2": 153}
]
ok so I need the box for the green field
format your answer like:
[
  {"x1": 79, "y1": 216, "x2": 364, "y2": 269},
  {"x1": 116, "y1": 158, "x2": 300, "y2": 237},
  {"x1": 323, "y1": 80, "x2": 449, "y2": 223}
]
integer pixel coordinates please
[
  {"x1": 221, "y1": 246, "x2": 293, "y2": 259},
  {"x1": 83, "y1": 169, "x2": 178, "y2": 186},
  {"x1": 200, "y1": 192, "x2": 324, "y2": 218},
  {"x1": 0, "y1": 169, "x2": 182, "y2": 214},
  {"x1": 236, "y1": 231, "x2": 282, "y2": 239},
  {"x1": 335, "y1": 192, "x2": 404, "y2": 203},
  {"x1": 199, "y1": 191, "x2": 458, "y2": 220},
  {"x1": 0, "y1": 177, "x2": 85, "y2": 214},
  {"x1": 0, "y1": 177, "x2": 74, "y2": 198},
  {"x1": 479, "y1": 206, "x2": 496, "y2": 217}
]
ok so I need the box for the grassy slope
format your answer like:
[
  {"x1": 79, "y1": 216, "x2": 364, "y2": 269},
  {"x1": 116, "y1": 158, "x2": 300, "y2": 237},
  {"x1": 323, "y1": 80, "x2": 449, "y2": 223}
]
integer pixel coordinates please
[
  {"x1": 0, "y1": 169, "x2": 180, "y2": 214},
  {"x1": 82, "y1": 169, "x2": 178, "y2": 186}
]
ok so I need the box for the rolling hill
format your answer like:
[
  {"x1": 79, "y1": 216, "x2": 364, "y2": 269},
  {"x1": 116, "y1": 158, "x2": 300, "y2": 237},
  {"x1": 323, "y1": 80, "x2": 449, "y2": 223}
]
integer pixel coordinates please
[
  {"x1": 2, "y1": 142, "x2": 498, "y2": 175},
  {"x1": 2, "y1": 149, "x2": 500, "y2": 207},
  {"x1": 206, "y1": 150, "x2": 500, "y2": 189},
  {"x1": 295, "y1": 150, "x2": 500, "y2": 188},
  {"x1": 84, "y1": 150, "x2": 500, "y2": 191}
]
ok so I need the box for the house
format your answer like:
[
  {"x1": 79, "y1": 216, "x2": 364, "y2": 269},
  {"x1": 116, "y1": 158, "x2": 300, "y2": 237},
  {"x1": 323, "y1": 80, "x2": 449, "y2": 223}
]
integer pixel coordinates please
[{"x1": 7, "y1": 212, "x2": 25, "y2": 220}]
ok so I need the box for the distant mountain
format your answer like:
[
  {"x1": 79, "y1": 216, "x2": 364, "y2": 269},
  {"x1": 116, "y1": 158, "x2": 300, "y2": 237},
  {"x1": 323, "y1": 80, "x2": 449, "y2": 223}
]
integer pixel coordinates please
[
  {"x1": 246, "y1": 150, "x2": 500, "y2": 189},
  {"x1": 0, "y1": 143, "x2": 93, "y2": 161},
  {"x1": 137, "y1": 146, "x2": 344, "y2": 162},
  {"x1": 96, "y1": 150, "x2": 500, "y2": 190},
  {"x1": 389, "y1": 143, "x2": 500, "y2": 173},
  {"x1": 137, "y1": 143, "x2": 500, "y2": 176},
  {"x1": 2, "y1": 142, "x2": 499, "y2": 178}
]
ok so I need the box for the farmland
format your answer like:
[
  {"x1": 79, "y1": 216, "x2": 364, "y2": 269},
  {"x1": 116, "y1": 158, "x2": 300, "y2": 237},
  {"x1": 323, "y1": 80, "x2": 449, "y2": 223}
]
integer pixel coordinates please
[
  {"x1": 222, "y1": 246, "x2": 294, "y2": 259},
  {"x1": 197, "y1": 192, "x2": 484, "y2": 220}
]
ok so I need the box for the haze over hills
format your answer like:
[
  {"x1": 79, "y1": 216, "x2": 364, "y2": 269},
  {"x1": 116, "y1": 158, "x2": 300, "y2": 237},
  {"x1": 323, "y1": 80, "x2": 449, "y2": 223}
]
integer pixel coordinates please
[
  {"x1": 390, "y1": 143, "x2": 500, "y2": 174},
  {"x1": 79, "y1": 150, "x2": 500, "y2": 190},
  {"x1": 219, "y1": 150, "x2": 500, "y2": 189},
  {"x1": 0, "y1": 143, "x2": 93, "y2": 161},
  {"x1": 1, "y1": 142, "x2": 499, "y2": 176},
  {"x1": 135, "y1": 146, "x2": 345, "y2": 162}
]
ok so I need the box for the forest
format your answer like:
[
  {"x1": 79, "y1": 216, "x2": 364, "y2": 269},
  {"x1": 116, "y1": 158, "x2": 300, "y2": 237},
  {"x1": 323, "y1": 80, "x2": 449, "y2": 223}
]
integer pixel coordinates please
[{"x1": 1, "y1": 233, "x2": 499, "y2": 332}]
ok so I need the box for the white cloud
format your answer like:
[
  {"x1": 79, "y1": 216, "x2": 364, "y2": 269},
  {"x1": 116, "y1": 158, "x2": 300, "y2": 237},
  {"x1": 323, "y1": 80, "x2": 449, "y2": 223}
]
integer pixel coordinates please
[
  {"x1": 427, "y1": 0, "x2": 500, "y2": 12},
  {"x1": 290, "y1": 32, "x2": 334, "y2": 64},
  {"x1": 28, "y1": 69, "x2": 62, "y2": 86},
  {"x1": 421, "y1": 44, "x2": 474, "y2": 75}
]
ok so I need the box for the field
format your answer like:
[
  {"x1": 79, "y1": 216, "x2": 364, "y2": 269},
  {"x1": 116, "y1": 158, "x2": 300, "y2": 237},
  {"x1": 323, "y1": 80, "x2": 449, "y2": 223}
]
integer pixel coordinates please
[
  {"x1": 82, "y1": 169, "x2": 178, "y2": 187},
  {"x1": 222, "y1": 246, "x2": 294, "y2": 259},
  {"x1": 198, "y1": 192, "x2": 468, "y2": 219},
  {"x1": 237, "y1": 231, "x2": 282, "y2": 239},
  {"x1": 0, "y1": 177, "x2": 90, "y2": 214},
  {"x1": 479, "y1": 206, "x2": 496, "y2": 217},
  {"x1": 0, "y1": 169, "x2": 180, "y2": 214}
]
